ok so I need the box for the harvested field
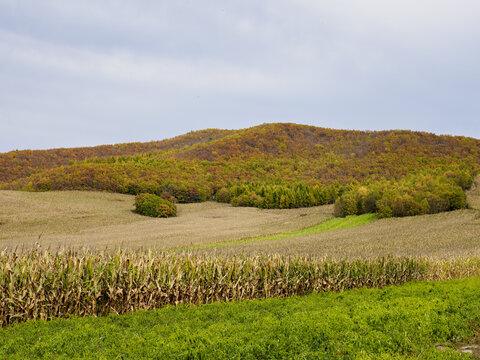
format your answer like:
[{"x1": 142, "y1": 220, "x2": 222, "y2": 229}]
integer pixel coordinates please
[
  {"x1": 0, "y1": 190, "x2": 333, "y2": 250},
  {"x1": 467, "y1": 174, "x2": 480, "y2": 211},
  {"x1": 176, "y1": 214, "x2": 377, "y2": 251},
  {"x1": 198, "y1": 176, "x2": 480, "y2": 259},
  {"x1": 1, "y1": 175, "x2": 479, "y2": 257},
  {"x1": 200, "y1": 209, "x2": 480, "y2": 258}
]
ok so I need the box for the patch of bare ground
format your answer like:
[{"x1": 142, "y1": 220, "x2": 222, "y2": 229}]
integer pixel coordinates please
[
  {"x1": 436, "y1": 328, "x2": 480, "y2": 357},
  {"x1": 0, "y1": 190, "x2": 333, "y2": 250}
]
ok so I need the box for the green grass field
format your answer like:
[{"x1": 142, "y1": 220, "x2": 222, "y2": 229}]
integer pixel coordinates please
[{"x1": 1, "y1": 277, "x2": 479, "y2": 359}]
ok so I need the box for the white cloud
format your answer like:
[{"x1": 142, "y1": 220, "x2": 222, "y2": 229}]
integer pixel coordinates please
[
  {"x1": 0, "y1": 30, "x2": 287, "y2": 94},
  {"x1": 1, "y1": 0, "x2": 171, "y2": 36}
]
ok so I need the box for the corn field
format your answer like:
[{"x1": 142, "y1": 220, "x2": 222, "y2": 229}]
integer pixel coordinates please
[{"x1": 1, "y1": 248, "x2": 479, "y2": 327}]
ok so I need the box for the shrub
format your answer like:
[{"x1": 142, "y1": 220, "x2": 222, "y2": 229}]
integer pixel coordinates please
[
  {"x1": 164, "y1": 183, "x2": 204, "y2": 203},
  {"x1": 135, "y1": 193, "x2": 176, "y2": 218},
  {"x1": 392, "y1": 195, "x2": 423, "y2": 217},
  {"x1": 231, "y1": 193, "x2": 263, "y2": 207},
  {"x1": 334, "y1": 192, "x2": 359, "y2": 217},
  {"x1": 215, "y1": 187, "x2": 232, "y2": 203},
  {"x1": 334, "y1": 168, "x2": 472, "y2": 218},
  {"x1": 222, "y1": 182, "x2": 341, "y2": 209},
  {"x1": 363, "y1": 190, "x2": 381, "y2": 213},
  {"x1": 125, "y1": 182, "x2": 142, "y2": 195},
  {"x1": 159, "y1": 191, "x2": 177, "y2": 203},
  {"x1": 425, "y1": 193, "x2": 449, "y2": 213},
  {"x1": 445, "y1": 170, "x2": 473, "y2": 190},
  {"x1": 376, "y1": 203, "x2": 393, "y2": 218}
]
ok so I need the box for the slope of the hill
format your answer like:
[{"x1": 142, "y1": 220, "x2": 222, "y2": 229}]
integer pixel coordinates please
[
  {"x1": 0, "y1": 129, "x2": 232, "y2": 183},
  {"x1": 176, "y1": 123, "x2": 479, "y2": 162},
  {"x1": 1, "y1": 124, "x2": 479, "y2": 211}
]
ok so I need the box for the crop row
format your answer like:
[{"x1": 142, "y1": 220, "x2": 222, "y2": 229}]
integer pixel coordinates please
[{"x1": 1, "y1": 249, "x2": 479, "y2": 326}]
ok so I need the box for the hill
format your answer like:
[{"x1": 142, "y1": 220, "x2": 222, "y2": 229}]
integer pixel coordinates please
[
  {"x1": 1, "y1": 123, "x2": 479, "y2": 216},
  {"x1": 0, "y1": 128, "x2": 232, "y2": 183},
  {"x1": 177, "y1": 123, "x2": 479, "y2": 163}
]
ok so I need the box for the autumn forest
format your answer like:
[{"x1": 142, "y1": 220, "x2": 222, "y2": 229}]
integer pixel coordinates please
[{"x1": 1, "y1": 123, "x2": 479, "y2": 218}]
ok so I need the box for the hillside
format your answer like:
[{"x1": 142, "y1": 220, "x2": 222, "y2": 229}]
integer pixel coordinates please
[
  {"x1": 0, "y1": 128, "x2": 232, "y2": 183},
  {"x1": 1, "y1": 123, "x2": 479, "y2": 216},
  {"x1": 2, "y1": 124, "x2": 480, "y2": 184},
  {"x1": 176, "y1": 123, "x2": 479, "y2": 162}
]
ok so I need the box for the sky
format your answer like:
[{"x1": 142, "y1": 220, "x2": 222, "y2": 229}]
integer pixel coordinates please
[{"x1": 1, "y1": 1, "x2": 479, "y2": 152}]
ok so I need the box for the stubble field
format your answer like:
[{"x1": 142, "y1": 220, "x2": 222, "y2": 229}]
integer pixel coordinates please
[
  {"x1": 0, "y1": 190, "x2": 332, "y2": 250},
  {"x1": 1, "y1": 175, "x2": 479, "y2": 258}
]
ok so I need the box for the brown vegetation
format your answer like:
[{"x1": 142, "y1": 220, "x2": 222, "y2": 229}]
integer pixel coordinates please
[
  {"x1": 0, "y1": 190, "x2": 332, "y2": 250},
  {"x1": 1, "y1": 249, "x2": 479, "y2": 327},
  {"x1": 200, "y1": 176, "x2": 480, "y2": 259},
  {"x1": 1, "y1": 176, "x2": 479, "y2": 257},
  {"x1": 206, "y1": 209, "x2": 480, "y2": 259}
]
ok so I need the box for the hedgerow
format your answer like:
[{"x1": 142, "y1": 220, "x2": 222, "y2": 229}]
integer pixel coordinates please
[
  {"x1": 334, "y1": 167, "x2": 475, "y2": 218},
  {"x1": 216, "y1": 182, "x2": 342, "y2": 209}
]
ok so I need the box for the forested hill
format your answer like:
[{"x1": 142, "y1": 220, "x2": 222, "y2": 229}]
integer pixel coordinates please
[
  {"x1": 1, "y1": 123, "x2": 479, "y2": 213},
  {"x1": 0, "y1": 129, "x2": 232, "y2": 183},
  {"x1": 174, "y1": 123, "x2": 479, "y2": 162}
]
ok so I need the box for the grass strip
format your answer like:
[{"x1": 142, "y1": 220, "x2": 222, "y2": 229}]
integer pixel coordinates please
[
  {"x1": 1, "y1": 276, "x2": 479, "y2": 359},
  {"x1": 177, "y1": 213, "x2": 377, "y2": 250}
]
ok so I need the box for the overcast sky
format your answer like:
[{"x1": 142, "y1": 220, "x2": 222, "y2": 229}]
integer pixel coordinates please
[{"x1": 1, "y1": 1, "x2": 479, "y2": 152}]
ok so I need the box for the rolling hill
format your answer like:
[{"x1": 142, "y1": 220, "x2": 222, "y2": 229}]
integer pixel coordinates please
[
  {"x1": 1, "y1": 123, "x2": 479, "y2": 216},
  {"x1": 0, "y1": 128, "x2": 232, "y2": 183}
]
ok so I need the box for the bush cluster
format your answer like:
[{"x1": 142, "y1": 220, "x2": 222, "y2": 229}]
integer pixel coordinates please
[
  {"x1": 134, "y1": 193, "x2": 177, "y2": 218},
  {"x1": 216, "y1": 182, "x2": 342, "y2": 209},
  {"x1": 122, "y1": 180, "x2": 207, "y2": 204},
  {"x1": 334, "y1": 168, "x2": 473, "y2": 218}
]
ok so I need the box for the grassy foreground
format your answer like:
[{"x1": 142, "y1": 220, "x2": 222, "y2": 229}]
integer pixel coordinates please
[{"x1": 1, "y1": 277, "x2": 480, "y2": 359}]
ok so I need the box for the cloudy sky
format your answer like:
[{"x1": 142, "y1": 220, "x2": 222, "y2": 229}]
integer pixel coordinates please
[{"x1": 1, "y1": 0, "x2": 479, "y2": 152}]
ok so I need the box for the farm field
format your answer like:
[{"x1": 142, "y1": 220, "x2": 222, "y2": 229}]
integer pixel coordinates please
[
  {"x1": 0, "y1": 190, "x2": 333, "y2": 250},
  {"x1": 1, "y1": 126, "x2": 479, "y2": 359},
  {"x1": 1, "y1": 276, "x2": 479, "y2": 359},
  {"x1": 1, "y1": 174, "x2": 479, "y2": 257},
  {"x1": 2, "y1": 0, "x2": 480, "y2": 355},
  {"x1": 201, "y1": 208, "x2": 480, "y2": 258},
  {"x1": 200, "y1": 176, "x2": 480, "y2": 258},
  {"x1": 0, "y1": 162, "x2": 478, "y2": 359}
]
